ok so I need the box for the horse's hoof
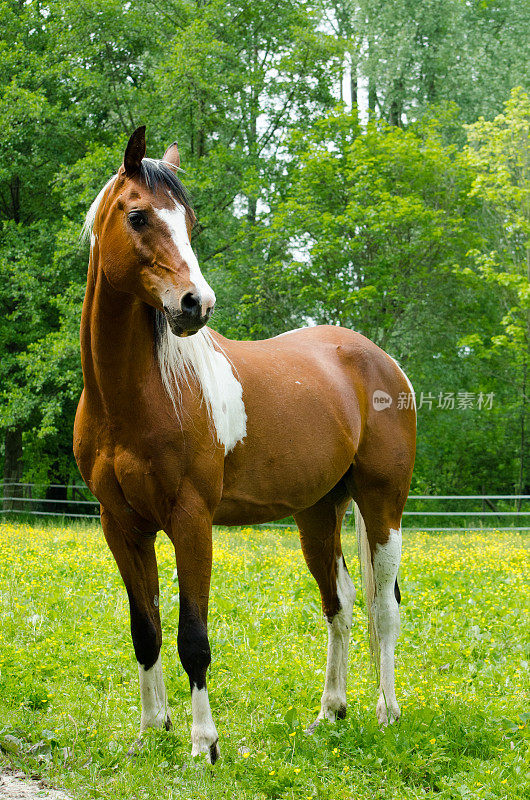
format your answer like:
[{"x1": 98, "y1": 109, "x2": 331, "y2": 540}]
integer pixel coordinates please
[
  {"x1": 376, "y1": 698, "x2": 400, "y2": 727},
  {"x1": 191, "y1": 737, "x2": 220, "y2": 764},
  {"x1": 209, "y1": 741, "x2": 220, "y2": 764},
  {"x1": 305, "y1": 703, "x2": 346, "y2": 734}
]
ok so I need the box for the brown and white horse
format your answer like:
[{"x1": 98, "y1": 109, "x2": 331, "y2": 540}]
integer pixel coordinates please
[{"x1": 74, "y1": 127, "x2": 416, "y2": 763}]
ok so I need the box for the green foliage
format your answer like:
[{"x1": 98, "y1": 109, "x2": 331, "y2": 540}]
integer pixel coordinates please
[
  {"x1": 260, "y1": 112, "x2": 477, "y2": 342},
  {"x1": 457, "y1": 88, "x2": 530, "y2": 494}
]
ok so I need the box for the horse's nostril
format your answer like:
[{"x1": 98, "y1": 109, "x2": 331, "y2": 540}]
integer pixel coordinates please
[{"x1": 181, "y1": 291, "x2": 201, "y2": 315}]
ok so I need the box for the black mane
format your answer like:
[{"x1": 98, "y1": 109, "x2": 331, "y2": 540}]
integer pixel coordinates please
[{"x1": 140, "y1": 158, "x2": 193, "y2": 213}]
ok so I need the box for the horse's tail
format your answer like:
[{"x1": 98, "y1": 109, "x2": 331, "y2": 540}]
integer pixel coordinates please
[{"x1": 354, "y1": 502, "x2": 379, "y2": 670}]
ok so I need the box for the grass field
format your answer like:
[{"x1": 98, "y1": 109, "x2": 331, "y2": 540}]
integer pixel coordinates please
[{"x1": 0, "y1": 521, "x2": 528, "y2": 799}]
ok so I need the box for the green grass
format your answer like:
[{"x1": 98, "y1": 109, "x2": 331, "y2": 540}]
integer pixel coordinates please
[{"x1": 0, "y1": 521, "x2": 528, "y2": 799}]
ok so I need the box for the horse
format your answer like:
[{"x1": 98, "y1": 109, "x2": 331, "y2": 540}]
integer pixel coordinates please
[{"x1": 74, "y1": 126, "x2": 416, "y2": 764}]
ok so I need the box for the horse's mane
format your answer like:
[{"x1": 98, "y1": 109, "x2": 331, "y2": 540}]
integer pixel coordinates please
[
  {"x1": 81, "y1": 158, "x2": 193, "y2": 241},
  {"x1": 153, "y1": 309, "x2": 247, "y2": 454}
]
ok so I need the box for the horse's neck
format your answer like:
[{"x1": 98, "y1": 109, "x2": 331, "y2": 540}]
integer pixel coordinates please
[{"x1": 80, "y1": 267, "x2": 155, "y2": 414}]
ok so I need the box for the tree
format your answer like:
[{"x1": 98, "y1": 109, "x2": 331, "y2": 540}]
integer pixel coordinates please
[
  {"x1": 461, "y1": 87, "x2": 530, "y2": 496},
  {"x1": 357, "y1": 0, "x2": 530, "y2": 127},
  {"x1": 0, "y1": 0, "x2": 161, "y2": 485}
]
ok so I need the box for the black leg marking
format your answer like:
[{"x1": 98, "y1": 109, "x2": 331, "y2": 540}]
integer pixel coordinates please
[
  {"x1": 394, "y1": 578, "x2": 401, "y2": 605},
  {"x1": 128, "y1": 592, "x2": 160, "y2": 670},
  {"x1": 177, "y1": 596, "x2": 211, "y2": 690}
]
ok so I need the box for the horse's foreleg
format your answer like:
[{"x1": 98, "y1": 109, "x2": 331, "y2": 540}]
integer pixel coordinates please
[
  {"x1": 168, "y1": 501, "x2": 219, "y2": 764},
  {"x1": 101, "y1": 509, "x2": 170, "y2": 736},
  {"x1": 294, "y1": 494, "x2": 355, "y2": 731}
]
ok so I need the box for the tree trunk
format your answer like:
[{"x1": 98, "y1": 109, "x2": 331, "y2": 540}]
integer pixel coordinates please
[
  {"x1": 368, "y1": 75, "x2": 377, "y2": 119},
  {"x1": 350, "y1": 58, "x2": 358, "y2": 108},
  {"x1": 3, "y1": 427, "x2": 23, "y2": 512},
  {"x1": 349, "y1": 54, "x2": 359, "y2": 129},
  {"x1": 389, "y1": 98, "x2": 402, "y2": 127},
  {"x1": 389, "y1": 77, "x2": 404, "y2": 127}
]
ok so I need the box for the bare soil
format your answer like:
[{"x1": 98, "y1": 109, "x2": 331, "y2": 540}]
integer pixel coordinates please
[{"x1": 0, "y1": 772, "x2": 70, "y2": 800}]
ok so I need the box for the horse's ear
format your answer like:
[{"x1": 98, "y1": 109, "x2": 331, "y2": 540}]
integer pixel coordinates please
[
  {"x1": 124, "y1": 126, "x2": 146, "y2": 175},
  {"x1": 162, "y1": 141, "x2": 180, "y2": 168}
]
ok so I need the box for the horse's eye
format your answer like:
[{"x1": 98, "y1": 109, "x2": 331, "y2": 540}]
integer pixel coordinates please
[{"x1": 128, "y1": 211, "x2": 147, "y2": 230}]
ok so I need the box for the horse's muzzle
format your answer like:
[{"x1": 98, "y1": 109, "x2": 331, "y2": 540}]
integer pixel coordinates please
[{"x1": 163, "y1": 295, "x2": 213, "y2": 337}]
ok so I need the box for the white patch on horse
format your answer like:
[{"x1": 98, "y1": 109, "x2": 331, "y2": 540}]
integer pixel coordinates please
[
  {"x1": 157, "y1": 324, "x2": 247, "y2": 454},
  {"x1": 155, "y1": 203, "x2": 216, "y2": 316},
  {"x1": 191, "y1": 686, "x2": 219, "y2": 762},
  {"x1": 311, "y1": 557, "x2": 355, "y2": 728},
  {"x1": 389, "y1": 356, "x2": 416, "y2": 412},
  {"x1": 138, "y1": 655, "x2": 170, "y2": 733},
  {"x1": 373, "y1": 527, "x2": 402, "y2": 725}
]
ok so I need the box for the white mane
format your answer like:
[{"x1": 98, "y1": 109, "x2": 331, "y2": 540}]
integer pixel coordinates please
[
  {"x1": 81, "y1": 175, "x2": 117, "y2": 242},
  {"x1": 156, "y1": 320, "x2": 247, "y2": 455}
]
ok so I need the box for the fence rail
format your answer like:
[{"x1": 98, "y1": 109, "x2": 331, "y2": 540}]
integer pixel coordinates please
[
  {"x1": 1, "y1": 482, "x2": 100, "y2": 520},
  {"x1": 2, "y1": 483, "x2": 530, "y2": 530}
]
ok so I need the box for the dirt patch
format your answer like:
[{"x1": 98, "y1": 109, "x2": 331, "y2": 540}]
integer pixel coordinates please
[{"x1": 0, "y1": 772, "x2": 70, "y2": 799}]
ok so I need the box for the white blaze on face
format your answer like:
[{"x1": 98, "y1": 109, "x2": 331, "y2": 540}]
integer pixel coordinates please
[{"x1": 155, "y1": 202, "x2": 216, "y2": 316}]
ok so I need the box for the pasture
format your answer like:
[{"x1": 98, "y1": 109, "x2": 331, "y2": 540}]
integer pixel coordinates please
[{"x1": 0, "y1": 522, "x2": 527, "y2": 800}]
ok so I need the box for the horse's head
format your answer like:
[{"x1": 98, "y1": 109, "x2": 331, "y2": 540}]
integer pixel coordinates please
[{"x1": 86, "y1": 126, "x2": 215, "y2": 337}]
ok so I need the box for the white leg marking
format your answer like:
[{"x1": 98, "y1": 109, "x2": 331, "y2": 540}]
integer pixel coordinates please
[
  {"x1": 310, "y1": 557, "x2": 356, "y2": 730},
  {"x1": 138, "y1": 655, "x2": 170, "y2": 733},
  {"x1": 190, "y1": 685, "x2": 219, "y2": 762},
  {"x1": 373, "y1": 528, "x2": 402, "y2": 726}
]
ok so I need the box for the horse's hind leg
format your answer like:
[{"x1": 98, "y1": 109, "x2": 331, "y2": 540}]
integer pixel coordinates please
[
  {"x1": 294, "y1": 489, "x2": 355, "y2": 731},
  {"x1": 101, "y1": 509, "x2": 170, "y2": 738},
  {"x1": 354, "y1": 486, "x2": 404, "y2": 726}
]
